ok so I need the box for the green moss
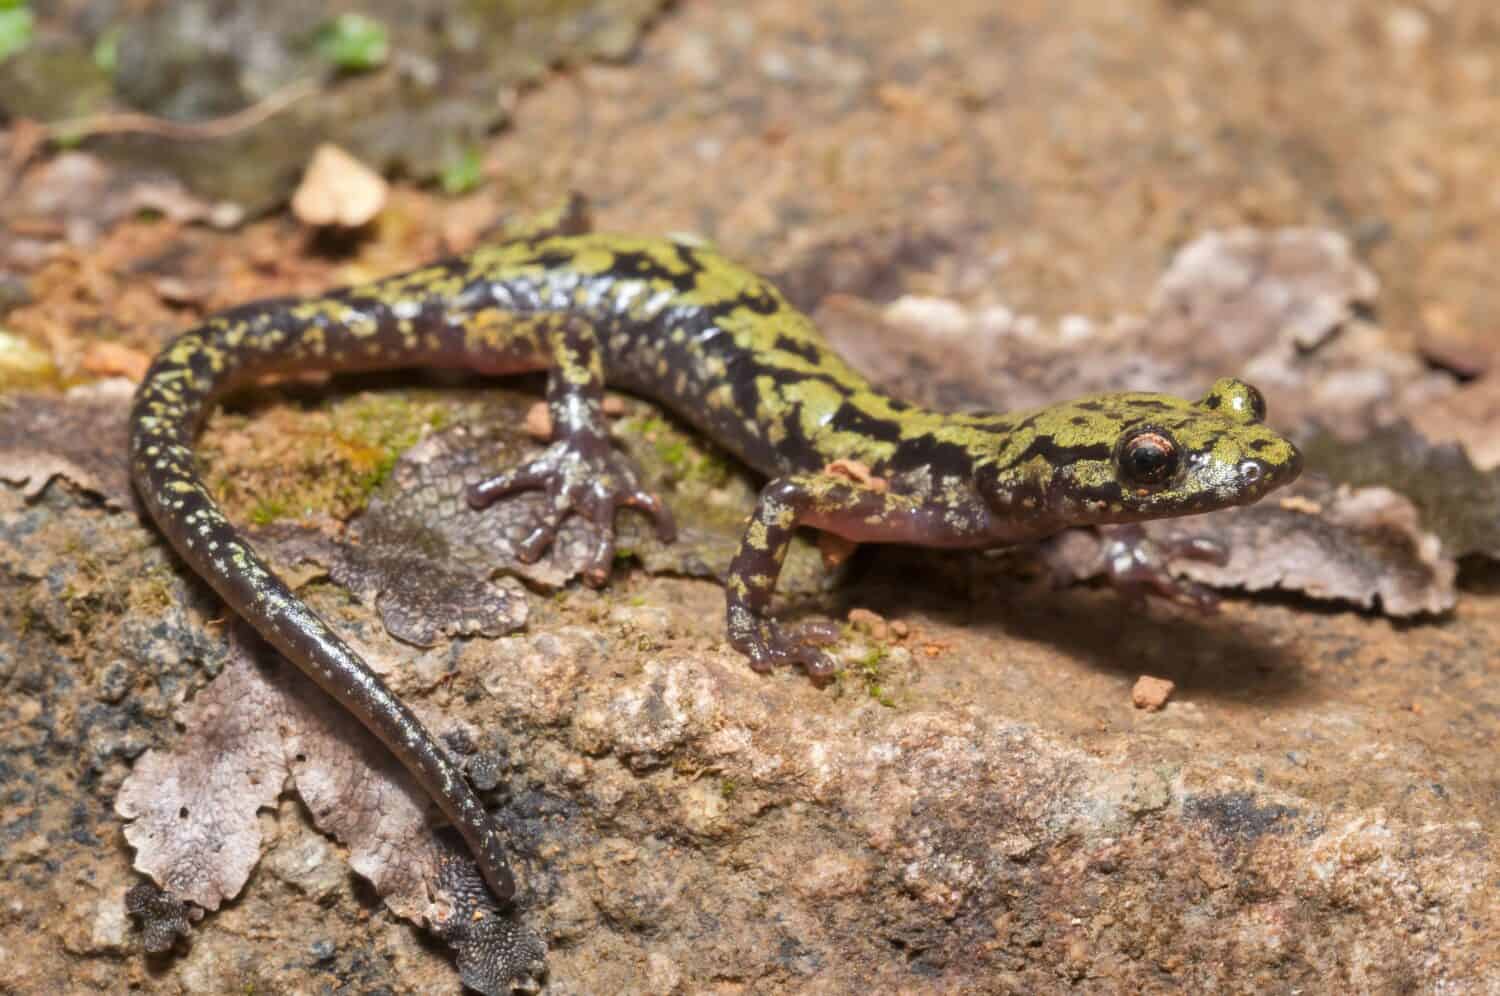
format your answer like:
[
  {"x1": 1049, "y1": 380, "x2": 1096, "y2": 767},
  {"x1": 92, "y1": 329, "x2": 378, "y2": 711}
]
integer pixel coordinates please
[
  {"x1": 624, "y1": 414, "x2": 732, "y2": 487},
  {"x1": 0, "y1": 4, "x2": 34, "y2": 64},
  {"x1": 328, "y1": 393, "x2": 452, "y2": 504},
  {"x1": 315, "y1": 13, "x2": 389, "y2": 71},
  {"x1": 249, "y1": 496, "x2": 291, "y2": 526},
  {"x1": 202, "y1": 391, "x2": 457, "y2": 525},
  {"x1": 719, "y1": 778, "x2": 737, "y2": 801},
  {"x1": 849, "y1": 641, "x2": 896, "y2": 708},
  {"x1": 440, "y1": 146, "x2": 485, "y2": 196}
]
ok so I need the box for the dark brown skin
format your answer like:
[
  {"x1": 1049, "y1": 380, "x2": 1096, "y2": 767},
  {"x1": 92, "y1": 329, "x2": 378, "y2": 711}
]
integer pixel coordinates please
[{"x1": 129, "y1": 234, "x2": 1301, "y2": 982}]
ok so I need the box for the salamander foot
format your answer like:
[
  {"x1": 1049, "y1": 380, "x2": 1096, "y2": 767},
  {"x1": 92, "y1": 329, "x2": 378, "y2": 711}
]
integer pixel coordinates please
[{"x1": 468, "y1": 433, "x2": 676, "y2": 585}]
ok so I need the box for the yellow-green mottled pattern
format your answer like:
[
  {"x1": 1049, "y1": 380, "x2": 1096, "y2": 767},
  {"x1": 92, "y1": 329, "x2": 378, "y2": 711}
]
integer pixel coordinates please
[{"x1": 128, "y1": 231, "x2": 1303, "y2": 911}]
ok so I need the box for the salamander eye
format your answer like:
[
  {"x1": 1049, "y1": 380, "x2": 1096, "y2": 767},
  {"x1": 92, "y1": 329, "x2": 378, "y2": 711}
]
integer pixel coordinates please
[{"x1": 1117, "y1": 429, "x2": 1179, "y2": 488}]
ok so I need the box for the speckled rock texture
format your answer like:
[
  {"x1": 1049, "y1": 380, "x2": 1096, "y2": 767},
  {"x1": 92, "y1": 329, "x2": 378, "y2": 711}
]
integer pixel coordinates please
[{"x1": 3, "y1": 1, "x2": 1500, "y2": 994}]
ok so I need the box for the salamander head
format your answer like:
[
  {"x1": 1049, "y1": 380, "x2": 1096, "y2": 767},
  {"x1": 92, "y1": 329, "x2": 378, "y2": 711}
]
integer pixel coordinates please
[{"x1": 979, "y1": 378, "x2": 1302, "y2": 527}]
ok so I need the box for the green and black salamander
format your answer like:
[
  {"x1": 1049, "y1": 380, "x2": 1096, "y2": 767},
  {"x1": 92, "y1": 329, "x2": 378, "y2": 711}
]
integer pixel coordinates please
[{"x1": 129, "y1": 234, "x2": 1301, "y2": 927}]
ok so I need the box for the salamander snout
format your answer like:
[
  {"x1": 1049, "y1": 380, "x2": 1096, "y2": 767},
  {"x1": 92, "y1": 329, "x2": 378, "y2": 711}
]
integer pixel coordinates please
[{"x1": 1237, "y1": 440, "x2": 1302, "y2": 501}]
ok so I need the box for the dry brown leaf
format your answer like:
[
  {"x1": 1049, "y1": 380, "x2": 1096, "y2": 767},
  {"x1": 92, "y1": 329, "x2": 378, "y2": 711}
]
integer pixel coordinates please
[
  {"x1": 115, "y1": 629, "x2": 546, "y2": 990},
  {"x1": 1408, "y1": 375, "x2": 1500, "y2": 470},
  {"x1": 0, "y1": 388, "x2": 134, "y2": 508},
  {"x1": 1041, "y1": 477, "x2": 1456, "y2": 617},
  {"x1": 291, "y1": 144, "x2": 389, "y2": 229},
  {"x1": 80, "y1": 341, "x2": 150, "y2": 382},
  {"x1": 115, "y1": 641, "x2": 287, "y2": 911}
]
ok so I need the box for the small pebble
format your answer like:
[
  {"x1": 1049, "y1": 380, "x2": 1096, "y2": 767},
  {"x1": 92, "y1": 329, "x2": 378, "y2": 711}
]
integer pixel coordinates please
[
  {"x1": 847, "y1": 607, "x2": 888, "y2": 641},
  {"x1": 1131, "y1": 675, "x2": 1175, "y2": 712},
  {"x1": 524, "y1": 402, "x2": 553, "y2": 440}
]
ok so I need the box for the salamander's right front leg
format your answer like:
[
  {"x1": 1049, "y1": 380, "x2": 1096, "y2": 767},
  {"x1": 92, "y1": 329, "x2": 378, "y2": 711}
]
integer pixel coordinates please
[
  {"x1": 727, "y1": 472, "x2": 997, "y2": 679},
  {"x1": 726, "y1": 474, "x2": 964, "y2": 680},
  {"x1": 724, "y1": 475, "x2": 846, "y2": 679}
]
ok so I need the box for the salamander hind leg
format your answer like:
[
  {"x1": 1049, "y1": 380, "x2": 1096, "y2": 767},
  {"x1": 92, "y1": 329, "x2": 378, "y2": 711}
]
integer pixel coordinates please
[{"x1": 468, "y1": 316, "x2": 676, "y2": 585}]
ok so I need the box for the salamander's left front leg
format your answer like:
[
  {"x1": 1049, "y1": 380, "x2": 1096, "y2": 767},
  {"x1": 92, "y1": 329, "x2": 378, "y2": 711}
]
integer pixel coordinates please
[
  {"x1": 1094, "y1": 524, "x2": 1228, "y2": 611},
  {"x1": 468, "y1": 317, "x2": 675, "y2": 584},
  {"x1": 726, "y1": 474, "x2": 992, "y2": 680}
]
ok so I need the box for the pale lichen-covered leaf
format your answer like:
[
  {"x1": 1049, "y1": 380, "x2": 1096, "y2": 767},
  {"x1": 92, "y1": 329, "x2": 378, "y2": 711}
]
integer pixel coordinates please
[
  {"x1": 1406, "y1": 376, "x2": 1500, "y2": 471},
  {"x1": 248, "y1": 508, "x2": 533, "y2": 650},
  {"x1": 330, "y1": 539, "x2": 531, "y2": 648},
  {"x1": 1042, "y1": 477, "x2": 1456, "y2": 617},
  {"x1": 1148, "y1": 227, "x2": 1377, "y2": 352},
  {"x1": 1166, "y1": 480, "x2": 1456, "y2": 616},
  {"x1": 357, "y1": 418, "x2": 632, "y2": 591},
  {"x1": 0, "y1": 388, "x2": 134, "y2": 508},
  {"x1": 115, "y1": 639, "x2": 287, "y2": 911},
  {"x1": 117, "y1": 629, "x2": 545, "y2": 987},
  {"x1": 272, "y1": 651, "x2": 450, "y2": 918}
]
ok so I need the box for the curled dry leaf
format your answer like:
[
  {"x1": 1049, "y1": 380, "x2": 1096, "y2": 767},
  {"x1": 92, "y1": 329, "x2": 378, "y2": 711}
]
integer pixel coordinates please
[
  {"x1": 291, "y1": 144, "x2": 389, "y2": 229},
  {"x1": 1149, "y1": 227, "x2": 1377, "y2": 352},
  {"x1": 825, "y1": 226, "x2": 1432, "y2": 440},
  {"x1": 0, "y1": 388, "x2": 134, "y2": 508},
  {"x1": 1407, "y1": 376, "x2": 1500, "y2": 471},
  {"x1": 80, "y1": 341, "x2": 151, "y2": 382},
  {"x1": 1042, "y1": 476, "x2": 1456, "y2": 617},
  {"x1": 1417, "y1": 301, "x2": 1500, "y2": 379}
]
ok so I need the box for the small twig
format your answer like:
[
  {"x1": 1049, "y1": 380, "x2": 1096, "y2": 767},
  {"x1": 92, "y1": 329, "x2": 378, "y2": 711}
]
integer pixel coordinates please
[
  {"x1": 40, "y1": 78, "x2": 319, "y2": 143},
  {"x1": 0, "y1": 117, "x2": 47, "y2": 200}
]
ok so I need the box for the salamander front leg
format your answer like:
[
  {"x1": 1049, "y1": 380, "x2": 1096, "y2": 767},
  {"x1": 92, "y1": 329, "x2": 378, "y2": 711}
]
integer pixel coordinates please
[
  {"x1": 726, "y1": 474, "x2": 987, "y2": 680},
  {"x1": 1095, "y1": 524, "x2": 1228, "y2": 611},
  {"x1": 468, "y1": 317, "x2": 675, "y2": 584}
]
